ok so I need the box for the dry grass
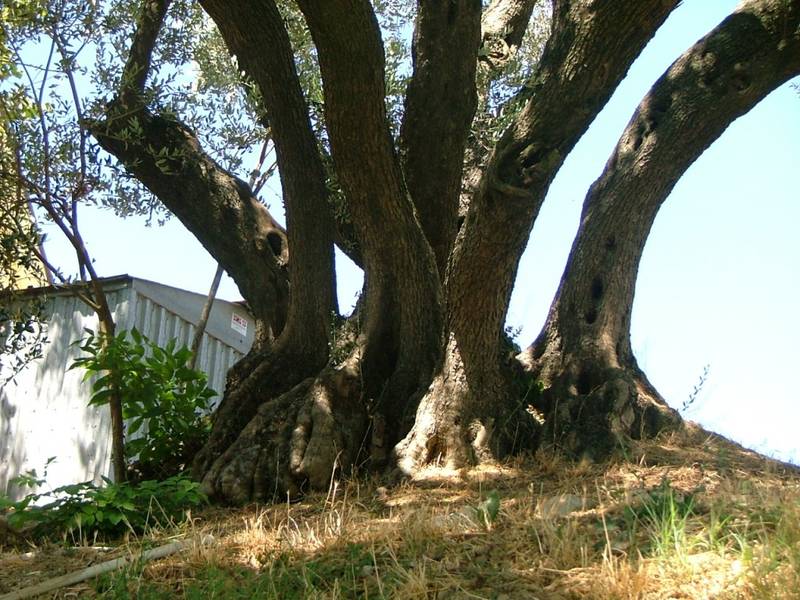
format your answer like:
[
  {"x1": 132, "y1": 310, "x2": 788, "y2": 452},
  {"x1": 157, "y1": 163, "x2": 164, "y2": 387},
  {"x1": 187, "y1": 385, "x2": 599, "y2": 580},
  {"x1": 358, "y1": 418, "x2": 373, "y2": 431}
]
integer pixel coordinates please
[{"x1": 2, "y1": 424, "x2": 799, "y2": 599}]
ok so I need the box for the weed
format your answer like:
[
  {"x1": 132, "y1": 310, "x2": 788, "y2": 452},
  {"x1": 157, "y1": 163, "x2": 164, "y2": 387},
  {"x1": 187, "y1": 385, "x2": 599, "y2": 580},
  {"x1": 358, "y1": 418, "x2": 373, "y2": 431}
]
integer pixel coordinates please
[
  {"x1": 1, "y1": 473, "x2": 205, "y2": 541},
  {"x1": 71, "y1": 328, "x2": 215, "y2": 479},
  {"x1": 681, "y1": 364, "x2": 710, "y2": 415},
  {"x1": 622, "y1": 478, "x2": 697, "y2": 558}
]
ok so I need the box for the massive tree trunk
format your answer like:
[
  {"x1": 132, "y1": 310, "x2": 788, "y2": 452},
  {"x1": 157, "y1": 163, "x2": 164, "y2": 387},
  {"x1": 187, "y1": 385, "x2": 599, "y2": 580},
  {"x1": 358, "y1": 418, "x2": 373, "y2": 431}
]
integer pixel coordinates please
[
  {"x1": 294, "y1": 0, "x2": 446, "y2": 464},
  {"x1": 87, "y1": 0, "x2": 798, "y2": 502},
  {"x1": 91, "y1": 0, "x2": 337, "y2": 491},
  {"x1": 520, "y1": 0, "x2": 800, "y2": 459}
]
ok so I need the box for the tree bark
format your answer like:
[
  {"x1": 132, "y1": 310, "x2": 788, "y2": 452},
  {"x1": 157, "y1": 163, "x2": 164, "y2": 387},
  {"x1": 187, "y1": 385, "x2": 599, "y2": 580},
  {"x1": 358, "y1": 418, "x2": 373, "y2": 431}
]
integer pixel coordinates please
[
  {"x1": 521, "y1": 0, "x2": 800, "y2": 459},
  {"x1": 90, "y1": 0, "x2": 340, "y2": 487},
  {"x1": 190, "y1": 0, "x2": 341, "y2": 481},
  {"x1": 92, "y1": 109, "x2": 290, "y2": 346},
  {"x1": 198, "y1": 0, "x2": 337, "y2": 341},
  {"x1": 399, "y1": 0, "x2": 481, "y2": 274},
  {"x1": 190, "y1": 0, "x2": 447, "y2": 501},
  {"x1": 479, "y1": 0, "x2": 538, "y2": 71},
  {"x1": 396, "y1": 0, "x2": 679, "y2": 473},
  {"x1": 296, "y1": 0, "x2": 445, "y2": 457},
  {"x1": 86, "y1": 0, "x2": 800, "y2": 500},
  {"x1": 90, "y1": 0, "x2": 292, "y2": 348}
]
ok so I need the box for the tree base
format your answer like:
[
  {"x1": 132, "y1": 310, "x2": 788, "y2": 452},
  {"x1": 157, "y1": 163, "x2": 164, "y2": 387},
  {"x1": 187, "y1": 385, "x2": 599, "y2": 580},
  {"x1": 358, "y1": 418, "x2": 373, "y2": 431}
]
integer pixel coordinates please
[
  {"x1": 531, "y1": 363, "x2": 681, "y2": 461},
  {"x1": 198, "y1": 359, "x2": 368, "y2": 504},
  {"x1": 395, "y1": 341, "x2": 541, "y2": 475}
]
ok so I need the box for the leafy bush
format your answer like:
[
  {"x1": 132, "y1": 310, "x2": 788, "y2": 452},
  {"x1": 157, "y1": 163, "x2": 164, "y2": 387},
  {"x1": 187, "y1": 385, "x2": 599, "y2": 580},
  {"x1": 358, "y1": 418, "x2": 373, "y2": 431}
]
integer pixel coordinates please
[
  {"x1": 71, "y1": 328, "x2": 216, "y2": 479},
  {"x1": 1, "y1": 467, "x2": 205, "y2": 540}
]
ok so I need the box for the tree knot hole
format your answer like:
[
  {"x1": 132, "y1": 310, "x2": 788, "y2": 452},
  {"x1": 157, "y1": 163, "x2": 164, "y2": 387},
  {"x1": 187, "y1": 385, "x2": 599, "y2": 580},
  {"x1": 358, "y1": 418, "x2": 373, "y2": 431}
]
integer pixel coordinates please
[
  {"x1": 590, "y1": 277, "x2": 604, "y2": 301},
  {"x1": 266, "y1": 231, "x2": 287, "y2": 261}
]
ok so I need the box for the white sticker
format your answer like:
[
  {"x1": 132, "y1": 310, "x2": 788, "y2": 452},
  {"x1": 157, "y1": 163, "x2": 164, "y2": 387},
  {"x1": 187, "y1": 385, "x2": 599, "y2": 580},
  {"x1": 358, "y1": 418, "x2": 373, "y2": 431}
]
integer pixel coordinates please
[{"x1": 231, "y1": 313, "x2": 248, "y2": 336}]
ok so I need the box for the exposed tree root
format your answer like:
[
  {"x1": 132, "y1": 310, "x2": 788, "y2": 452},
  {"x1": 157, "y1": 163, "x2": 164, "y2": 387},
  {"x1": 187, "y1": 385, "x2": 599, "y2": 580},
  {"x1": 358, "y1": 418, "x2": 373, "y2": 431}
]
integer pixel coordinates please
[
  {"x1": 192, "y1": 346, "x2": 321, "y2": 480},
  {"x1": 199, "y1": 356, "x2": 369, "y2": 504},
  {"x1": 395, "y1": 337, "x2": 540, "y2": 475},
  {"x1": 525, "y1": 355, "x2": 682, "y2": 461},
  {"x1": 289, "y1": 358, "x2": 367, "y2": 489}
]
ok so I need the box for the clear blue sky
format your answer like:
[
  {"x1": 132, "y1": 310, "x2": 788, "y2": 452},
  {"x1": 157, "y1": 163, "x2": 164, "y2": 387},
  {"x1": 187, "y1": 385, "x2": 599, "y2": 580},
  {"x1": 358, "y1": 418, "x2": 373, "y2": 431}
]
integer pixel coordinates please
[{"x1": 42, "y1": 0, "x2": 800, "y2": 464}]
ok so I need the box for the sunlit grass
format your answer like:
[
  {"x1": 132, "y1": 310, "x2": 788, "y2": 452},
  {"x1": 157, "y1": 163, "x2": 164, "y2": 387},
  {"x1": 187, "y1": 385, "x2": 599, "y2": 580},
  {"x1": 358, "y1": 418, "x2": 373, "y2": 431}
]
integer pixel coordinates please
[{"x1": 1, "y1": 425, "x2": 799, "y2": 598}]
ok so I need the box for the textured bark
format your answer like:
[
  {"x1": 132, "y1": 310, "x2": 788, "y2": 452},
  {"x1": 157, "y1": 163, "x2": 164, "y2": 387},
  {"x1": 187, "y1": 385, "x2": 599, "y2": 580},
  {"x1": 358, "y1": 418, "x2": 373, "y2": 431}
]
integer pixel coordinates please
[
  {"x1": 91, "y1": 0, "x2": 339, "y2": 485},
  {"x1": 188, "y1": 0, "x2": 341, "y2": 479},
  {"x1": 395, "y1": 333, "x2": 537, "y2": 473},
  {"x1": 295, "y1": 0, "x2": 445, "y2": 456},
  {"x1": 397, "y1": 0, "x2": 679, "y2": 472},
  {"x1": 90, "y1": 0, "x2": 290, "y2": 344},
  {"x1": 199, "y1": 0, "x2": 337, "y2": 340},
  {"x1": 87, "y1": 0, "x2": 798, "y2": 499},
  {"x1": 92, "y1": 111, "x2": 289, "y2": 345},
  {"x1": 200, "y1": 353, "x2": 369, "y2": 503},
  {"x1": 480, "y1": 0, "x2": 538, "y2": 71},
  {"x1": 460, "y1": 0, "x2": 541, "y2": 228},
  {"x1": 399, "y1": 0, "x2": 481, "y2": 274},
  {"x1": 451, "y1": 0, "x2": 679, "y2": 368},
  {"x1": 522, "y1": 0, "x2": 800, "y2": 458}
]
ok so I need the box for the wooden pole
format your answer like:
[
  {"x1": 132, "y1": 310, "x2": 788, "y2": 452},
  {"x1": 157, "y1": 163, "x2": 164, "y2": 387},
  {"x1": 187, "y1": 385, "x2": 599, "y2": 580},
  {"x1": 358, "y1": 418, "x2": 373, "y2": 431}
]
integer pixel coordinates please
[
  {"x1": 189, "y1": 264, "x2": 224, "y2": 370},
  {"x1": 0, "y1": 535, "x2": 215, "y2": 600}
]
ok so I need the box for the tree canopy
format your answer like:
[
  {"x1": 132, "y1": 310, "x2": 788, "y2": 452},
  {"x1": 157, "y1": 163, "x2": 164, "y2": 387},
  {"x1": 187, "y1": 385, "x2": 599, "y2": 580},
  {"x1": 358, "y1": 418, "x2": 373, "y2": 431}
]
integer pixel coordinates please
[{"x1": 2, "y1": 0, "x2": 799, "y2": 502}]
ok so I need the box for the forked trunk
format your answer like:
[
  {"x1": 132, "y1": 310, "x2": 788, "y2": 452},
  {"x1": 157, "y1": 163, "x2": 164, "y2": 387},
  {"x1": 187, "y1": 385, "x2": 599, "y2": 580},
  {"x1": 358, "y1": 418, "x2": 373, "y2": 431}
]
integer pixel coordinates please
[
  {"x1": 395, "y1": 0, "x2": 679, "y2": 473},
  {"x1": 90, "y1": 0, "x2": 800, "y2": 501}
]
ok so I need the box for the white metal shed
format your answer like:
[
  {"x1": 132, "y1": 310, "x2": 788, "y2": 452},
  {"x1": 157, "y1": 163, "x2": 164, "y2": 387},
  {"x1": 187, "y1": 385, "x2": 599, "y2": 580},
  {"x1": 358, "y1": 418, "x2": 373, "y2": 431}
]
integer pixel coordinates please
[{"x1": 0, "y1": 275, "x2": 254, "y2": 500}]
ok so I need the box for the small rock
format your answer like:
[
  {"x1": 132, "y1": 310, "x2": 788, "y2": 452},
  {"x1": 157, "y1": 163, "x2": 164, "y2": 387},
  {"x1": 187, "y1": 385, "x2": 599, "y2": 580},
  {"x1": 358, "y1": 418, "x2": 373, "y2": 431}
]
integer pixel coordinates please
[{"x1": 537, "y1": 494, "x2": 589, "y2": 519}]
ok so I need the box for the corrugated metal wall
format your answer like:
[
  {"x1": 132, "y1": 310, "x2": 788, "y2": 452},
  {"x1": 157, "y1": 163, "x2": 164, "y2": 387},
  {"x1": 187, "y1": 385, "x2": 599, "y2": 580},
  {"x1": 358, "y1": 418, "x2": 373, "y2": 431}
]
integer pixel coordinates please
[
  {"x1": 0, "y1": 277, "x2": 251, "y2": 500},
  {"x1": 124, "y1": 288, "x2": 241, "y2": 404}
]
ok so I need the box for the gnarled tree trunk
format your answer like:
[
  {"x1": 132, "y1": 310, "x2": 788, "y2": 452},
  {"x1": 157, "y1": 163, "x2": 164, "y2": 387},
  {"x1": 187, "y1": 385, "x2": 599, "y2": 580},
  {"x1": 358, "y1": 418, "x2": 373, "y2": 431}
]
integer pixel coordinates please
[
  {"x1": 87, "y1": 0, "x2": 799, "y2": 503},
  {"x1": 396, "y1": 0, "x2": 679, "y2": 473},
  {"x1": 521, "y1": 0, "x2": 800, "y2": 459}
]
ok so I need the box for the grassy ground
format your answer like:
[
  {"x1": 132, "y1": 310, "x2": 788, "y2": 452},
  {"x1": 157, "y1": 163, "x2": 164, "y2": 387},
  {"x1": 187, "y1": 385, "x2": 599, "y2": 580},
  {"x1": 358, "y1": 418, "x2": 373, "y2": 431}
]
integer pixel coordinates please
[{"x1": 1, "y1": 423, "x2": 799, "y2": 599}]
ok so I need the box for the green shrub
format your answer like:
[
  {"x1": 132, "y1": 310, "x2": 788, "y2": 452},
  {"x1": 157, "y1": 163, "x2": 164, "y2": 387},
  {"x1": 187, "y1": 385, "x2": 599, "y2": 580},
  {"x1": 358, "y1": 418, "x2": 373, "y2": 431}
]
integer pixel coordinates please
[
  {"x1": 71, "y1": 328, "x2": 216, "y2": 479},
  {"x1": 1, "y1": 468, "x2": 205, "y2": 540}
]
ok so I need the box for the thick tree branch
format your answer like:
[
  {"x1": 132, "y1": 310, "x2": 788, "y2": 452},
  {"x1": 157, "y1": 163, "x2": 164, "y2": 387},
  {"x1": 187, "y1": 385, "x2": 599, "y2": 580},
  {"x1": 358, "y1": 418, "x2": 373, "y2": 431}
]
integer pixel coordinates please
[
  {"x1": 295, "y1": 0, "x2": 445, "y2": 422},
  {"x1": 92, "y1": 112, "x2": 290, "y2": 342},
  {"x1": 90, "y1": 0, "x2": 290, "y2": 343},
  {"x1": 199, "y1": 0, "x2": 337, "y2": 336},
  {"x1": 449, "y1": 0, "x2": 679, "y2": 364},
  {"x1": 293, "y1": 0, "x2": 412, "y2": 243},
  {"x1": 459, "y1": 0, "x2": 541, "y2": 226},
  {"x1": 480, "y1": 0, "x2": 538, "y2": 72},
  {"x1": 399, "y1": 0, "x2": 482, "y2": 273},
  {"x1": 293, "y1": 2, "x2": 442, "y2": 288},
  {"x1": 119, "y1": 0, "x2": 171, "y2": 100},
  {"x1": 526, "y1": 0, "x2": 800, "y2": 375}
]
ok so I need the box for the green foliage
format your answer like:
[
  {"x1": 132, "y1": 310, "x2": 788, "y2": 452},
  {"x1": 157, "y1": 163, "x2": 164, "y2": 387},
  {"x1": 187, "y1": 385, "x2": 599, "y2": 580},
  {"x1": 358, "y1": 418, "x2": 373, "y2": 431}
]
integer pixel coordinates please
[
  {"x1": 0, "y1": 294, "x2": 47, "y2": 383},
  {"x1": 95, "y1": 543, "x2": 395, "y2": 599},
  {"x1": 0, "y1": 465, "x2": 205, "y2": 540},
  {"x1": 71, "y1": 328, "x2": 215, "y2": 478},
  {"x1": 327, "y1": 311, "x2": 358, "y2": 366},
  {"x1": 681, "y1": 363, "x2": 710, "y2": 415},
  {"x1": 473, "y1": 490, "x2": 502, "y2": 530},
  {"x1": 470, "y1": 2, "x2": 553, "y2": 170},
  {"x1": 1, "y1": 12, "x2": 49, "y2": 382}
]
